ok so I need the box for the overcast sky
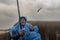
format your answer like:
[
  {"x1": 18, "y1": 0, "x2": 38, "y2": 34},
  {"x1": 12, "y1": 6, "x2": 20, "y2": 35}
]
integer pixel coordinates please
[{"x1": 0, "y1": 0, "x2": 60, "y2": 29}]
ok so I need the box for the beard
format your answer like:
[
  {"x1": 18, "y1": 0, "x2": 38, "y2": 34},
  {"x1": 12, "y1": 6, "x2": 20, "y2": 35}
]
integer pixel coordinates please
[{"x1": 21, "y1": 22, "x2": 25, "y2": 25}]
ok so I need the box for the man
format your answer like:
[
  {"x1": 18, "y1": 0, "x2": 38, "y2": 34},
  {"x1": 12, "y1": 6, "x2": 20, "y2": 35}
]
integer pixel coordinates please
[{"x1": 9, "y1": 16, "x2": 41, "y2": 40}]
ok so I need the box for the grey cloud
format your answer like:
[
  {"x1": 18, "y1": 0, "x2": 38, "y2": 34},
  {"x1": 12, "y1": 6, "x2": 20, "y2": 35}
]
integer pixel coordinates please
[
  {"x1": 0, "y1": 3, "x2": 18, "y2": 29},
  {"x1": 0, "y1": 0, "x2": 60, "y2": 29},
  {"x1": 20, "y1": 0, "x2": 60, "y2": 21},
  {"x1": 0, "y1": 0, "x2": 16, "y2": 5}
]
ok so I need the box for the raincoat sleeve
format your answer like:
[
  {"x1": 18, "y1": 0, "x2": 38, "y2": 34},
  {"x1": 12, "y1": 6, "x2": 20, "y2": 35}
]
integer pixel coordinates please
[
  {"x1": 30, "y1": 32, "x2": 42, "y2": 40},
  {"x1": 33, "y1": 25, "x2": 39, "y2": 33},
  {"x1": 29, "y1": 25, "x2": 42, "y2": 40},
  {"x1": 9, "y1": 24, "x2": 20, "y2": 39}
]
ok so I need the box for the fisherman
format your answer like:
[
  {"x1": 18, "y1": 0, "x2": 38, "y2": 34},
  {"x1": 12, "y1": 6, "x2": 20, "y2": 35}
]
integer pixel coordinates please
[{"x1": 9, "y1": 16, "x2": 41, "y2": 40}]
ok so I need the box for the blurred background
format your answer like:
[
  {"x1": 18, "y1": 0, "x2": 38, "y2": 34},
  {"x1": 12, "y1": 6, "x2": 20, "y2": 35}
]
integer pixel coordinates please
[{"x1": 0, "y1": 0, "x2": 60, "y2": 29}]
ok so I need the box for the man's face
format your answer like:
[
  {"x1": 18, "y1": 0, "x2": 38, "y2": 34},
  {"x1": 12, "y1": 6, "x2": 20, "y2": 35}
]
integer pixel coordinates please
[{"x1": 20, "y1": 18, "x2": 26, "y2": 25}]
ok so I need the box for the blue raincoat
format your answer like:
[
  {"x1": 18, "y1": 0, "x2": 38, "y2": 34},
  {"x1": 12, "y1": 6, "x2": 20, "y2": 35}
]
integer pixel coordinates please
[
  {"x1": 9, "y1": 16, "x2": 41, "y2": 40},
  {"x1": 29, "y1": 26, "x2": 41, "y2": 40}
]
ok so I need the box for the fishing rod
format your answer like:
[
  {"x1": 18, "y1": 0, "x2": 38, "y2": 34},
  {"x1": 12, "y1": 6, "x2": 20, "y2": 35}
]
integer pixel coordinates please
[
  {"x1": 16, "y1": 0, "x2": 24, "y2": 40},
  {"x1": 16, "y1": 0, "x2": 22, "y2": 29}
]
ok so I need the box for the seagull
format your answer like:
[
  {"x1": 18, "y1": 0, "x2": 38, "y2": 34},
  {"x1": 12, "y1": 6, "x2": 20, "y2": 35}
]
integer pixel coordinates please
[{"x1": 37, "y1": 8, "x2": 42, "y2": 12}]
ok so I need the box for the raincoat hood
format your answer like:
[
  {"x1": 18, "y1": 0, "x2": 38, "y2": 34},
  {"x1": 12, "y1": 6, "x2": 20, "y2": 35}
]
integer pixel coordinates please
[
  {"x1": 19, "y1": 16, "x2": 27, "y2": 26},
  {"x1": 20, "y1": 16, "x2": 27, "y2": 22}
]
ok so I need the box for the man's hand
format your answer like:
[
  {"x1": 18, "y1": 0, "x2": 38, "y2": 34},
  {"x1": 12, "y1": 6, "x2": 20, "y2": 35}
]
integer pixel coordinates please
[
  {"x1": 30, "y1": 23, "x2": 33, "y2": 29},
  {"x1": 19, "y1": 30, "x2": 24, "y2": 36}
]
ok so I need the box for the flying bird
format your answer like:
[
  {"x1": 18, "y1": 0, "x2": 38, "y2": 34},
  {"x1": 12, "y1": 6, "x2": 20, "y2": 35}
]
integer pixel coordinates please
[{"x1": 37, "y1": 8, "x2": 42, "y2": 12}]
